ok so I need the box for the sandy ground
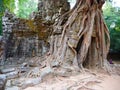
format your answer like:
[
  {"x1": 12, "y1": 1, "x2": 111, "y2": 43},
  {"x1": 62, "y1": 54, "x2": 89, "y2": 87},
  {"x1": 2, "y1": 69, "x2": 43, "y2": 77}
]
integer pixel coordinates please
[
  {"x1": 24, "y1": 72, "x2": 120, "y2": 90},
  {"x1": 98, "y1": 75, "x2": 120, "y2": 90}
]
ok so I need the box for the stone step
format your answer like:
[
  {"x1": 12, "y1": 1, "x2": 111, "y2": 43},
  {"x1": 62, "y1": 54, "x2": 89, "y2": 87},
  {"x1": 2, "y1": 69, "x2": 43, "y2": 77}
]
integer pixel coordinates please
[{"x1": 0, "y1": 68, "x2": 16, "y2": 74}]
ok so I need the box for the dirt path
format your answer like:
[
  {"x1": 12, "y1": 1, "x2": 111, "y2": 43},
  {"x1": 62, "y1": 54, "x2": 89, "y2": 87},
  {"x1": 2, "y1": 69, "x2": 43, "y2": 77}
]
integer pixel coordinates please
[
  {"x1": 24, "y1": 73, "x2": 120, "y2": 90},
  {"x1": 97, "y1": 75, "x2": 120, "y2": 90}
]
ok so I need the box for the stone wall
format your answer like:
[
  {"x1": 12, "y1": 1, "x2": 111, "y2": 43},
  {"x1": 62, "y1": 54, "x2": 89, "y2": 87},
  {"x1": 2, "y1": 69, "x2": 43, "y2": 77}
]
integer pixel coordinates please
[
  {"x1": 0, "y1": 36, "x2": 3, "y2": 59},
  {"x1": 1, "y1": 10, "x2": 49, "y2": 62},
  {"x1": 38, "y1": 0, "x2": 70, "y2": 23},
  {"x1": 1, "y1": 0, "x2": 70, "y2": 63},
  {"x1": 2, "y1": 11, "x2": 38, "y2": 60}
]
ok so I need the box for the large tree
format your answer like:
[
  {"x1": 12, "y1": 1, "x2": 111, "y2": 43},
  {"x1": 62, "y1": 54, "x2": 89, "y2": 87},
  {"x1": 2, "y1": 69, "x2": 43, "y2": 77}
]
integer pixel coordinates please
[
  {"x1": 46, "y1": 0, "x2": 110, "y2": 72},
  {"x1": 7, "y1": 0, "x2": 111, "y2": 88}
]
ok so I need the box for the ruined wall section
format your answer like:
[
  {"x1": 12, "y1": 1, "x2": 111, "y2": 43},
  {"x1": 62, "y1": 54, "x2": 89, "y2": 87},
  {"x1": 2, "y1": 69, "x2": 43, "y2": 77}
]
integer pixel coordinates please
[
  {"x1": 0, "y1": 0, "x2": 70, "y2": 63},
  {"x1": 1, "y1": 11, "x2": 41, "y2": 62},
  {"x1": 38, "y1": 0, "x2": 70, "y2": 23}
]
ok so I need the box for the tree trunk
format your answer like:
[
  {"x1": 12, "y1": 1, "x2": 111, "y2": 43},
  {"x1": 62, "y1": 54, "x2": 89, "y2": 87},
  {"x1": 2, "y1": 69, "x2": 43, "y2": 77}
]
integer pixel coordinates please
[{"x1": 48, "y1": 0, "x2": 110, "y2": 71}]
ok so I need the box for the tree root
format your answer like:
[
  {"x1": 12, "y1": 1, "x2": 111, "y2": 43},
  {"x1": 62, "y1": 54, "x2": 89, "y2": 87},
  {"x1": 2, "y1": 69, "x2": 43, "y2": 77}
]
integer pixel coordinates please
[
  {"x1": 67, "y1": 75, "x2": 101, "y2": 90},
  {"x1": 44, "y1": 0, "x2": 111, "y2": 75},
  {"x1": 103, "y1": 60, "x2": 113, "y2": 74}
]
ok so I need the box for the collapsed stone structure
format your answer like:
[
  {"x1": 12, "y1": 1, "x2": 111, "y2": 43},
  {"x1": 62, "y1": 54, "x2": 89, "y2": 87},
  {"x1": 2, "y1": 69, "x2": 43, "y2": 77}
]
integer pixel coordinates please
[{"x1": 0, "y1": 0, "x2": 70, "y2": 64}]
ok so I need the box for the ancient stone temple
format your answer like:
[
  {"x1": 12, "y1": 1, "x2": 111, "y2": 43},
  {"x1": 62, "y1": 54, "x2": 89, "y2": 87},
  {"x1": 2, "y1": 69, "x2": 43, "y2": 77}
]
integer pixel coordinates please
[
  {"x1": 1, "y1": 0, "x2": 70, "y2": 64},
  {"x1": 2, "y1": 10, "x2": 41, "y2": 61},
  {"x1": 38, "y1": 0, "x2": 70, "y2": 23}
]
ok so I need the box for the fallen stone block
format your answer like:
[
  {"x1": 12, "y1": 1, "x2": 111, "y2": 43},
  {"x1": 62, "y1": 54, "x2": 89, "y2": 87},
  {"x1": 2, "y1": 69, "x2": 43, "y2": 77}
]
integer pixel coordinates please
[{"x1": 0, "y1": 68, "x2": 16, "y2": 74}]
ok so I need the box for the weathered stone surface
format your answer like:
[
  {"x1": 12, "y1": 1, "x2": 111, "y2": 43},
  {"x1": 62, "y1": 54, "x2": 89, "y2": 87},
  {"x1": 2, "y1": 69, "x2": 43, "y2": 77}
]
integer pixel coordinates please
[
  {"x1": 38, "y1": 0, "x2": 70, "y2": 23},
  {"x1": 40, "y1": 66, "x2": 53, "y2": 79},
  {"x1": 2, "y1": 12, "x2": 38, "y2": 59},
  {"x1": 2, "y1": 11, "x2": 50, "y2": 61},
  {"x1": 0, "y1": 68, "x2": 15, "y2": 74},
  {"x1": 6, "y1": 80, "x2": 11, "y2": 87},
  {"x1": 0, "y1": 74, "x2": 7, "y2": 90},
  {"x1": 5, "y1": 86, "x2": 19, "y2": 90},
  {"x1": 0, "y1": 36, "x2": 2, "y2": 41},
  {"x1": 1, "y1": 0, "x2": 70, "y2": 64},
  {"x1": 0, "y1": 36, "x2": 3, "y2": 65},
  {"x1": 6, "y1": 71, "x2": 19, "y2": 79},
  {"x1": 21, "y1": 78, "x2": 41, "y2": 89},
  {"x1": 0, "y1": 74, "x2": 7, "y2": 81}
]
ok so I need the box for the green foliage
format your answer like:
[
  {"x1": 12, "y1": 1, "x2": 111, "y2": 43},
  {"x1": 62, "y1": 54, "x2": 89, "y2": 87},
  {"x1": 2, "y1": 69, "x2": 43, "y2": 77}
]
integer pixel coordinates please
[
  {"x1": 17, "y1": 0, "x2": 38, "y2": 18},
  {"x1": 3, "y1": 0, "x2": 15, "y2": 13},
  {"x1": 0, "y1": 0, "x2": 4, "y2": 35},
  {"x1": 2, "y1": 0, "x2": 38, "y2": 18},
  {"x1": 103, "y1": 2, "x2": 120, "y2": 52}
]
